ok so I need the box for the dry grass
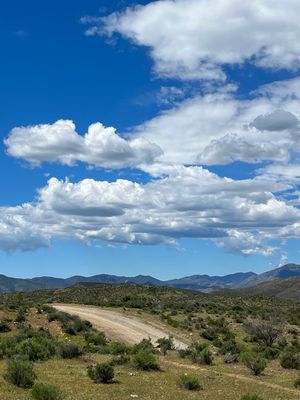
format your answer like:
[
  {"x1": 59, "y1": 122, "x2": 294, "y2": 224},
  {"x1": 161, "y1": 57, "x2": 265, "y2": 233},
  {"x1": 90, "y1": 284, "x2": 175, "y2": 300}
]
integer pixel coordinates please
[{"x1": 0, "y1": 354, "x2": 299, "y2": 400}]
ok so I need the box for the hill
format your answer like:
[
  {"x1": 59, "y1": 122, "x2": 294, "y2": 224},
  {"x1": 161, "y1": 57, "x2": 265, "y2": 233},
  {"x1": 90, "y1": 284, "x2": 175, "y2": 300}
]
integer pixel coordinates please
[
  {"x1": 236, "y1": 263, "x2": 300, "y2": 288},
  {"x1": 237, "y1": 276, "x2": 300, "y2": 302},
  {"x1": 166, "y1": 272, "x2": 255, "y2": 291},
  {"x1": 1, "y1": 263, "x2": 300, "y2": 293}
]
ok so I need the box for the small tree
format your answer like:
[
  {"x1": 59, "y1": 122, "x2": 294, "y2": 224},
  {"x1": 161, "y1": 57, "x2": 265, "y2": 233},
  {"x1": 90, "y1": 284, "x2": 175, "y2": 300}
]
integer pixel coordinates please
[
  {"x1": 87, "y1": 362, "x2": 114, "y2": 384},
  {"x1": 4, "y1": 358, "x2": 36, "y2": 388},
  {"x1": 242, "y1": 353, "x2": 267, "y2": 376},
  {"x1": 244, "y1": 320, "x2": 282, "y2": 347}
]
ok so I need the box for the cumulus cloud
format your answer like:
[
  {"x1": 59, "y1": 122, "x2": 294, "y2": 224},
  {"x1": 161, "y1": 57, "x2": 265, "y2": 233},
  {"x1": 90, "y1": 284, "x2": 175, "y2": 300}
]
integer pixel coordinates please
[
  {"x1": 85, "y1": 0, "x2": 300, "y2": 81},
  {"x1": 5, "y1": 120, "x2": 162, "y2": 169},
  {"x1": 0, "y1": 166, "x2": 298, "y2": 256},
  {"x1": 129, "y1": 78, "x2": 300, "y2": 165}
]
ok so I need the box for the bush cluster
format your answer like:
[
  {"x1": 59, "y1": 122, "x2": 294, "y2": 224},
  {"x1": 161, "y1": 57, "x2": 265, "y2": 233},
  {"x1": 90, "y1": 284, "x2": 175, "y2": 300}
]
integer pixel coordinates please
[{"x1": 32, "y1": 383, "x2": 61, "y2": 400}]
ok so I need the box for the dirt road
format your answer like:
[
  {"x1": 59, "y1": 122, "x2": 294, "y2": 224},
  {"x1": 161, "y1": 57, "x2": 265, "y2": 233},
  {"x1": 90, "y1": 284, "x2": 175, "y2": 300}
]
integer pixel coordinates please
[{"x1": 53, "y1": 304, "x2": 187, "y2": 349}]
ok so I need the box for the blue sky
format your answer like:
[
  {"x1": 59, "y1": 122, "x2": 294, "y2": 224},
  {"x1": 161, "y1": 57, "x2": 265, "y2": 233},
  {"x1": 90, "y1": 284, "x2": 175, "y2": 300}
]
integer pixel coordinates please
[{"x1": 1, "y1": 0, "x2": 300, "y2": 279}]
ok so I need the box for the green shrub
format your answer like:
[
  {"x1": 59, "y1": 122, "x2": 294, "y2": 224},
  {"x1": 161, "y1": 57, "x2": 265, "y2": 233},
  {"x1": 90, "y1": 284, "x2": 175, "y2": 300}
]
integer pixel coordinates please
[
  {"x1": 132, "y1": 349, "x2": 159, "y2": 371},
  {"x1": 59, "y1": 342, "x2": 81, "y2": 359},
  {"x1": 132, "y1": 338, "x2": 153, "y2": 354},
  {"x1": 156, "y1": 336, "x2": 175, "y2": 355},
  {"x1": 280, "y1": 352, "x2": 300, "y2": 369},
  {"x1": 109, "y1": 341, "x2": 131, "y2": 355},
  {"x1": 199, "y1": 347, "x2": 213, "y2": 365},
  {"x1": 87, "y1": 362, "x2": 114, "y2": 384},
  {"x1": 4, "y1": 358, "x2": 36, "y2": 388},
  {"x1": 16, "y1": 338, "x2": 54, "y2": 361},
  {"x1": 219, "y1": 339, "x2": 241, "y2": 355},
  {"x1": 110, "y1": 354, "x2": 130, "y2": 366},
  {"x1": 178, "y1": 348, "x2": 192, "y2": 358},
  {"x1": 240, "y1": 394, "x2": 262, "y2": 400},
  {"x1": 201, "y1": 327, "x2": 218, "y2": 341},
  {"x1": 15, "y1": 308, "x2": 26, "y2": 323},
  {"x1": 32, "y1": 383, "x2": 61, "y2": 400},
  {"x1": 84, "y1": 331, "x2": 107, "y2": 346},
  {"x1": 242, "y1": 353, "x2": 267, "y2": 376},
  {"x1": 262, "y1": 346, "x2": 280, "y2": 360},
  {"x1": 178, "y1": 373, "x2": 203, "y2": 390}
]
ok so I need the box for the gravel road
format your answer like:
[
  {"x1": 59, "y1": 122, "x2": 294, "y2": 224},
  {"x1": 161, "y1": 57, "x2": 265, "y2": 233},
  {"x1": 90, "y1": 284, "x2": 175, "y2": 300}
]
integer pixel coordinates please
[{"x1": 53, "y1": 304, "x2": 187, "y2": 349}]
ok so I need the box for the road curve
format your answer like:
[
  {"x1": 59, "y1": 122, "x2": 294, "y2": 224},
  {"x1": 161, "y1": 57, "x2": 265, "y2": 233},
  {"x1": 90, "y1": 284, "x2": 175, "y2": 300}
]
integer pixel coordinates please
[{"x1": 53, "y1": 304, "x2": 187, "y2": 349}]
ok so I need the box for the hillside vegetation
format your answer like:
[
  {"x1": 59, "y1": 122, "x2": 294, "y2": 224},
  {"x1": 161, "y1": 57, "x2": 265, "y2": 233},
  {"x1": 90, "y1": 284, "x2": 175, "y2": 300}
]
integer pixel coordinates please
[
  {"x1": 237, "y1": 277, "x2": 300, "y2": 302},
  {"x1": 1, "y1": 284, "x2": 300, "y2": 399}
]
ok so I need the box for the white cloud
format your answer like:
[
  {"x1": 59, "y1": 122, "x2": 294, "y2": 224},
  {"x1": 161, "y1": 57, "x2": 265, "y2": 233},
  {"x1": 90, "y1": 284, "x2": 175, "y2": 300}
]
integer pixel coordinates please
[
  {"x1": 129, "y1": 78, "x2": 300, "y2": 165},
  {"x1": 86, "y1": 0, "x2": 300, "y2": 81},
  {"x1": 0, "y1": 166, "x2": 299, "y2": 256},
  {"x1": 5, "y1": 120, "x2": 162, "y2": 169}
]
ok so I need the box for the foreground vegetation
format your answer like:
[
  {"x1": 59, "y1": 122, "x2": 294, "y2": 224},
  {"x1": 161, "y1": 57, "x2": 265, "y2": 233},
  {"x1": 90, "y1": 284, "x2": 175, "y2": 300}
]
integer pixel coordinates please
[{"x1": 0, "y1": 284, "x2": 300, "y2": 399}]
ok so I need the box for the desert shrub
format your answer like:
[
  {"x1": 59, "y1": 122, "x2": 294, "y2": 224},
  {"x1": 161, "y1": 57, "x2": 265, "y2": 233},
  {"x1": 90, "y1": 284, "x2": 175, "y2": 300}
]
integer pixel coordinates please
[
  {"x1": 262, "y1": 346, "x2": 280, "y2": 360},
  {"x1": 157, "y1": 336, "x2": 174, "y2": 350},
  {"x1": 16, "y1": 338, "x2": 54, "y2": 361},
  {"x1": 240, "y1": 394, "x2": 262, "y2": 400},
  {"x1": 178, "y1": 348, "x2": 192, "y2": 358},
  {"x1": 199, "y1": 347, "x2": 213, "y2": 365},
  {"x1": 59, "y1": 342, "x2": 81, "y2": 359},
  {"x1": 242, "y1": 353, "x2": 267, "y2": 376},
  {"x1": 157, "y1": 336, "x2": 174, "y2": 355},
  {"x1": 0, "y1": 328, "x2": 57, "y2": 360},
  {"x1": 109, "y1": 341, "x2": 131, "y2": 355},
  {"x1": 219, "y1": 339, "x2": 241, "y2": 355},
  {"x1": 32, "y1": 383, "x2": 61, "y2": 400},
  {"x1": 62, "y1": 323, "x2": 76, "y2": 335},
  {"x1": 280, "y1": 351, "x2": 300, "y2": 369},
  {"x1": 15, "y1": 308, "x2": 26, "y2": 323},
  {"x1": 87, "y1": 362, "x2": 114, "y2": 384},
  {"x1": 178, "y1": 373, "x2": 203, "y2": 391},
  {"x1": 84, "y1": 331, "x2": 107, "y2": 346},
  {"x1": 4, "y1": 358, "x2": 36, "y2": 388},
  {"x1": 73, "y1": 319, "x2": 92, "y2": 333},
  {"x1": 201, "y1": 327, "x2": 218, "y2": 341},
  {"x1": 132, "y1": 349, "x2": 159, "y2": 371},
  {"x1": 132, "y1": 338, "x2": 153, "y2": 354},
  {"x1": 110, "y1": 354, "x2": 130, "y2": 366},
  {"x1": 224, "y1": 352, "x2": 239, "y2": 364},
  {"x1": 244, "y1": 320, "x2": 282, "y2": 347},
  {"x1": 0, "y1": 321, "x2": 10, "y2": 332}
]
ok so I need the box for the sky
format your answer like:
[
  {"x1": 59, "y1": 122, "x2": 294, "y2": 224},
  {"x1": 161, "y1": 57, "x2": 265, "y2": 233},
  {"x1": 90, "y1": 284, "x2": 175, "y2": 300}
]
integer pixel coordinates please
[{"x1": 1, "y1": 0, "x2": 300, "y2": 279}]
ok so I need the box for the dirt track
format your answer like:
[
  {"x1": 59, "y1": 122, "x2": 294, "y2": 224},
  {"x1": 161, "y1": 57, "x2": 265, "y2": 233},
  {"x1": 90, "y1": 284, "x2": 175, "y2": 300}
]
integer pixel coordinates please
[{"x1": 53, "y1": 304, "x2": 187, "y2": 349}]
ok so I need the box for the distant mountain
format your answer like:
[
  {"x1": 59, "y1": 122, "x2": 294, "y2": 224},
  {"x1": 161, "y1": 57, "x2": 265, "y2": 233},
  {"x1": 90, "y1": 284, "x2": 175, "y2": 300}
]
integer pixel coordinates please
[
  {"x1": 166, "y1": 272, "x2": 256, "y2": 291},
  {"x1": 236, "y1": 264, "x2": 300, "y2": 288},
  {"x1": 0, "y1": 273, "x2": 164, "y2": 293},
  {"x1": 237, "y1": 276, "x2": 300, "y2": 302},
  {"x1": 0, "y1": 263, "x2": 300, "y2": 294}
]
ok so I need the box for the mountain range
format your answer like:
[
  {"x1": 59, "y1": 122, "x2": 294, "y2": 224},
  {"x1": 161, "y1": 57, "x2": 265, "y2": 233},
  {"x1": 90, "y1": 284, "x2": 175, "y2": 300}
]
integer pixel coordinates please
[{"x1": 1, "y1": 263, "x2": 300, "y2": 294}]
